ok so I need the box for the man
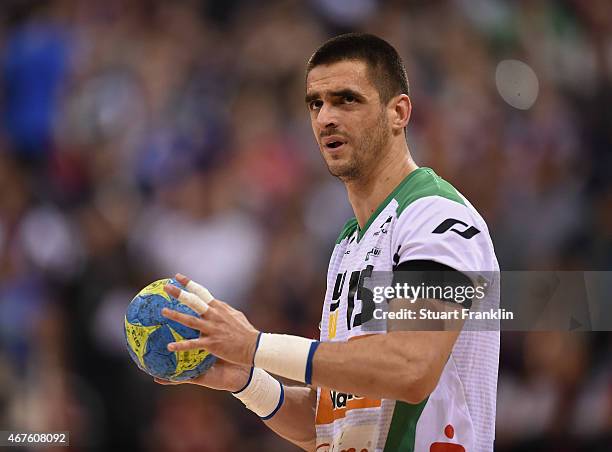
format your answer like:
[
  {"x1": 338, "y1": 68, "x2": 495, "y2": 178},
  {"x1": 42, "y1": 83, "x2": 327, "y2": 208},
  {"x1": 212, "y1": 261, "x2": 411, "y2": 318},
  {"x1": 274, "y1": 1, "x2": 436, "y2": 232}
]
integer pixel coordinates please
[{"x1": 157, "y1": 33, "x2": 500, "y2": 452}]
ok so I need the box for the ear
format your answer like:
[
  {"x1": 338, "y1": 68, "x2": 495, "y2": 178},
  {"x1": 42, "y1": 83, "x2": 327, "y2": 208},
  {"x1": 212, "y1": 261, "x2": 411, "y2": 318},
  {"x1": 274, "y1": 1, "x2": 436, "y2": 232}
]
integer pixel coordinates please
[{"x1": 390, "y1": 94, "x2": 411, "y2": 134}]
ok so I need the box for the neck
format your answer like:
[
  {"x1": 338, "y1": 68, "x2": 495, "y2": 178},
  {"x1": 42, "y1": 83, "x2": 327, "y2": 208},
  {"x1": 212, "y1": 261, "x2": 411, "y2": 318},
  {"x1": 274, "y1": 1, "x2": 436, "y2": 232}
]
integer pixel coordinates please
[{"x1": 345, "y1": 141, "x2": 418, "y2": 229}]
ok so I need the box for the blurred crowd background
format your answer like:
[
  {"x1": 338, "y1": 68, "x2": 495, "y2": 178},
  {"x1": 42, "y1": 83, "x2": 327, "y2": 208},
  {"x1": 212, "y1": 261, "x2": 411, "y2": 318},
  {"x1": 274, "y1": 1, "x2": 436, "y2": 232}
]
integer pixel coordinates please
[{"x1": 0, "y1": 0, "x2": 611, "y2": 451}]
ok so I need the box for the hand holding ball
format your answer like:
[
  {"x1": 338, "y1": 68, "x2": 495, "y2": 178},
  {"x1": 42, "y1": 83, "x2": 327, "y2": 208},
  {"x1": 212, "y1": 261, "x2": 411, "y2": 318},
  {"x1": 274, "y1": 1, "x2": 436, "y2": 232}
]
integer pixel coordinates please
[{"x1": 124, "y1": 278, "x2": 216, "y2": 381}]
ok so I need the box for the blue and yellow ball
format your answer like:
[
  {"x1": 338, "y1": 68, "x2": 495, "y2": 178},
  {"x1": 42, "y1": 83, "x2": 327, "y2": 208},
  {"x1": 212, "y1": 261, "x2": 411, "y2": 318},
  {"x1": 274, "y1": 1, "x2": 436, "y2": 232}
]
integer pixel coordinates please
[{"x1": 124, "y1": 278, "x2": 216, "y2": 381}]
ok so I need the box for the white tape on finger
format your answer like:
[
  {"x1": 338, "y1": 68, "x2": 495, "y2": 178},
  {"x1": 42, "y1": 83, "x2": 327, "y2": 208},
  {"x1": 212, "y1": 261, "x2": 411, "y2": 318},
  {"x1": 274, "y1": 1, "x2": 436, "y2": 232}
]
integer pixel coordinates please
[
  {"x1": 178, "y1": 289, "x2": 209, "y2": 315},
  {"x1": 185, "y1": 280, "x2": 214, "y2": 304}
]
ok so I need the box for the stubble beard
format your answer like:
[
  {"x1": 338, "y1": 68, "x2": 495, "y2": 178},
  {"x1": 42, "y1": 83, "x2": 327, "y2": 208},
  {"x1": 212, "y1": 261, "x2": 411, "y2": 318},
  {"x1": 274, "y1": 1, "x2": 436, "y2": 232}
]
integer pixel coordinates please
[{"x1": 326, "y1": 112, "x2": 391, "y2": 182}]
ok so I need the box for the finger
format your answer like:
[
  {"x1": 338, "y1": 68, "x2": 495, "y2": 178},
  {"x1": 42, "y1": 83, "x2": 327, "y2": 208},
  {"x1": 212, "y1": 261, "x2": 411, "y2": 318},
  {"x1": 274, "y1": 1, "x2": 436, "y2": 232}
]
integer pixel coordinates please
[
  {"x1": 175, "y1": 273, "x2": 190, "y2": 287},
  {"x1": 162, "y1": 307, "x2": 207, "y2": 330},
  {"x1": 176, "y1": 273, "x2": 215, "y2": 304},
  {"x1": 167, "y1": 338, "x2": 205, "y2": 352},
  {"x1": 154, "y1": 377, "x2": 181, "y2": 385},
  {"x1": 186, "y1": 281, "x2": 214, "y2": 305},
  {"x1": 165, "y1": 284, "x2": 209, "y2": 315},
  {"x1": 207, "y1": 299, "x2": 222, "y2": 311}
]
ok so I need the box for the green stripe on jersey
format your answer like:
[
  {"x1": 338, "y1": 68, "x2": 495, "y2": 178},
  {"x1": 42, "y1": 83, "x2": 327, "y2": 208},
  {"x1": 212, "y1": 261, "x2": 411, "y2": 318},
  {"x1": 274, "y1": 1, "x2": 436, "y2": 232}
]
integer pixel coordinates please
[
  {"x1": 357, "y1": 167, "x2": 464, "y2": 242},
  {"x1": 383, "y1": 399, "x2": 428, "y2": 452},
  {"x1": 395, "y1": 167, "x2": 465, "y2": 215},
  {"x1": 335, "y1": 217, "x2": 359, "y2": 244}
]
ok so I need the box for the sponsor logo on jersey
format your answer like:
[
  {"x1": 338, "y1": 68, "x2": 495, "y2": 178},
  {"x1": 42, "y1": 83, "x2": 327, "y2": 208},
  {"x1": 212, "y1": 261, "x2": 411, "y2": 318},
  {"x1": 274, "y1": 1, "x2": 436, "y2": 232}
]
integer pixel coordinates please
[
  {"x1": 316, "y1": 387, "x2": 381, "y2": 424},
  {"x1": 365, "y1": 247, "x2": 381, "y2": 261},
  {"x1": 430, "y1": 424, "x2": 466, "y2": 451},
  {"x1": 331, "y1": 390, "x2": 364, "y2": 409},
  {"x1": 432, "y1": 218, "x2": 480, "y2": 239},
  {"x1": 374, "y1": 215, "x2": 392, "y2": 236}
]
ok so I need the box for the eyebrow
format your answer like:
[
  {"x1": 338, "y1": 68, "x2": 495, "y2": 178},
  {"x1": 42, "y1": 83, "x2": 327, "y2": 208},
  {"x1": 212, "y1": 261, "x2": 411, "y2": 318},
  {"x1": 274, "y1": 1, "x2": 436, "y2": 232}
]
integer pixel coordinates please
[{"x1": 305, "y1": 88, "x2": 365, "y2": 104}]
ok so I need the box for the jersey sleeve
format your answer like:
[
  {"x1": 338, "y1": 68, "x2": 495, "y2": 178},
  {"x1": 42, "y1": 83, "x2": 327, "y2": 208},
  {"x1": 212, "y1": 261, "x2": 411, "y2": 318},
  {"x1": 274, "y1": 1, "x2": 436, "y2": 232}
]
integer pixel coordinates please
[{"x1": 391, "y1": 195, "x2": 492, "y2": 276}]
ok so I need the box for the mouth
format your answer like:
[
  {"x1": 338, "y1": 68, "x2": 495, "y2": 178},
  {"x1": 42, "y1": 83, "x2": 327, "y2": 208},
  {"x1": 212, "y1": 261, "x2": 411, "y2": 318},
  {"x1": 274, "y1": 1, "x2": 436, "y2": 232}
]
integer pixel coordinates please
[{"x1": 322, "y1": 136, "x2": 347, "y2": 151}]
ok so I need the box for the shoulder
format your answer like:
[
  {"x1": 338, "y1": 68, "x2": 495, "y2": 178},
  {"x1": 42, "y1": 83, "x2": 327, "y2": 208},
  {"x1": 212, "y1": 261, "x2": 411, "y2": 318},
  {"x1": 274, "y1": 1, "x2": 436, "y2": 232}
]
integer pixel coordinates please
[
  {"x1": 394, "y1": 167, "x2": 465, "y2": 217},
  {"x1": 335, "y1": 217, "x2": 359, "y2": 245},
  {"x1": 392, "y1": 168, "x2": 490, "y2": 235},
  {"x1": 390, "y1": 169, "x2": 498, "y2": 272}
]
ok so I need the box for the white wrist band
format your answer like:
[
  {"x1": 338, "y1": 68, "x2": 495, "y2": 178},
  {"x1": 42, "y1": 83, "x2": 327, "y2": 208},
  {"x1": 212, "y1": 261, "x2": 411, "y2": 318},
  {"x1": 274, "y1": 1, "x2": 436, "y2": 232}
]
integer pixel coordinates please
[
  {"x1": 232, "y1": 368, "x2": 284, "y2": 419},
  {"x1": 253, "y1": 333, "x2": 320, "y2": 384}
]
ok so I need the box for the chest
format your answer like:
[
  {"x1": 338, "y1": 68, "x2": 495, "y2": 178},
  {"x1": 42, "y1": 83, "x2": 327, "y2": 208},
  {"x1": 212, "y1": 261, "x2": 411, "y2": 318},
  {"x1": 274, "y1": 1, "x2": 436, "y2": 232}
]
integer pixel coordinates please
[{"x1": 322, "y1": 214, "x2": 398, "y2": 340}]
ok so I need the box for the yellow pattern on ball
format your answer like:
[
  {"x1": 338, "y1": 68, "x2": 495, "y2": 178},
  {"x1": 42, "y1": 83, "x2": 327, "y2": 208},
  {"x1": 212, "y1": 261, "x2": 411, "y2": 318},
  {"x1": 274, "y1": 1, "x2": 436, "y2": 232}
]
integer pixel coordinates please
[
  {"x1": 138, "y1": 278, "x2": 172, "y2": 301},
  {"x1": 125, "y1": 317, "x2": 161, "y2": 368},
  {"x1": 168, "y1": 325, "x2": 211, "y2": 377}
]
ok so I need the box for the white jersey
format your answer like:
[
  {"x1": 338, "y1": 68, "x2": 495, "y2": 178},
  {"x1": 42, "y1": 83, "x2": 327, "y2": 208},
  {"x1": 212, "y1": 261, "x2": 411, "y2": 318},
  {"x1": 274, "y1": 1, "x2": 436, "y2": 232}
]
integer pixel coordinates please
[{"x1": 316, "y1": 167, "x2": 500, "y2": 452}]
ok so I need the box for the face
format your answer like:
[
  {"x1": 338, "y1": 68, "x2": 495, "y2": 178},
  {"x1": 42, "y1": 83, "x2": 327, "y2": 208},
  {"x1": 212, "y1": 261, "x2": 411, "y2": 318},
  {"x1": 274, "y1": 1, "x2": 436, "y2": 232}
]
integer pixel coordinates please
[{"x1": 305, "y1": 60, "x2": 391, "y2": 181}]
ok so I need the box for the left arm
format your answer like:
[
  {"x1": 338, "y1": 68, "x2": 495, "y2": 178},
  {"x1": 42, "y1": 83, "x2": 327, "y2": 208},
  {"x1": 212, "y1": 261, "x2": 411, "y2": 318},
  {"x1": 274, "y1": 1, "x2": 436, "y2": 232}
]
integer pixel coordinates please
[
  {"x1": 314, "y1": 293, "x2": 465, "y2": 404},
  {"x1": 311, "y1": 329, "x2": 459, "y2": 404},
  {"x1": 162, "y1": 279, "x2": 463, "y2": 405}
]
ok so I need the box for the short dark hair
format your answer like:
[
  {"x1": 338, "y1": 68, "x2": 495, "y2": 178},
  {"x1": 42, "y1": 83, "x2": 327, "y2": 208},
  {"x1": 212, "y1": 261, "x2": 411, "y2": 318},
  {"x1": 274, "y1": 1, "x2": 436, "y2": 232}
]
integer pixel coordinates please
[{"x1": 306, "y1": 33, "x2": 410, "y2": 104}]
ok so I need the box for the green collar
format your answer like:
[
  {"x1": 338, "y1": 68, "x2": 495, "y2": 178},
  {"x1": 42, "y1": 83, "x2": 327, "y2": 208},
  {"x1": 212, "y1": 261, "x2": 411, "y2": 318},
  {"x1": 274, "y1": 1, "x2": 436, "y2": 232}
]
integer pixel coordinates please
[{"x1": 356, "y1": 167, "x2": 428, "y2": 242}]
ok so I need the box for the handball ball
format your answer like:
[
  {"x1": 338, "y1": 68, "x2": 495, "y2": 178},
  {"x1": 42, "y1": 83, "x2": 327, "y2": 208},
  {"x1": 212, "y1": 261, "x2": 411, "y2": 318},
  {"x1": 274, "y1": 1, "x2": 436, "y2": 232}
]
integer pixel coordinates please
[{"x1": 124, "y1": 278, "x2": 216, "y2": 381}]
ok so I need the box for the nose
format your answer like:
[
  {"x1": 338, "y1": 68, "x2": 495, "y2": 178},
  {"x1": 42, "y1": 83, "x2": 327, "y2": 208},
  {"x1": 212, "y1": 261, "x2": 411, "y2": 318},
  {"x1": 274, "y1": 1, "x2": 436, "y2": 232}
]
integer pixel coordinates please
[{"x1": 316, "y1": 103, "x2": 338, "y2": 130}]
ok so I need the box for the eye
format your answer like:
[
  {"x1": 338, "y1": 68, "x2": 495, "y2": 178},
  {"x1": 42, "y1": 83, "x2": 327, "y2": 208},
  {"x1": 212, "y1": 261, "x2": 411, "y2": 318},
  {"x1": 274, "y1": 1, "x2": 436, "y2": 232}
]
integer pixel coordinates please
[
  {"x1": 344, "y1": 94, "x2": 356, "y2": 104},
  {"x1": 309, "y1": 100, "x2": 323, "y2": 111}
]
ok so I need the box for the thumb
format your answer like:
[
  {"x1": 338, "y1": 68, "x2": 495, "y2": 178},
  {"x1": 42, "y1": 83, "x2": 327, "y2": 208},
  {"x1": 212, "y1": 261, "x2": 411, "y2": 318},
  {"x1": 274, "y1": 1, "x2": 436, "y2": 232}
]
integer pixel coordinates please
[{"x1": 154, "y1": 377, "x2": 187, "y2": 385}]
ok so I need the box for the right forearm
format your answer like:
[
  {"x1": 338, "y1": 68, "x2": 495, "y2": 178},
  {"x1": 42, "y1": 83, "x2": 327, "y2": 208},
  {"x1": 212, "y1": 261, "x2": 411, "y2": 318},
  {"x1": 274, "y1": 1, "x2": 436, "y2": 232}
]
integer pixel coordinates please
[{"x1": 263, "y1": 386, "x2": 316, "y2": 451}]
